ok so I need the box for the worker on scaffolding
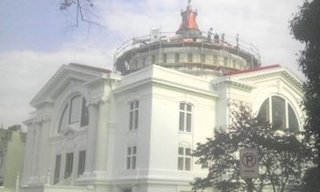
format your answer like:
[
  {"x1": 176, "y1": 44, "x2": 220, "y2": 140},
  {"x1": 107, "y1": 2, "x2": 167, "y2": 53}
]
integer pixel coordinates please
[
  {"x1": 207, "y1": 27, "x2": 213, "y2": 42},
  {"x1": 214, "y1": 33, "x2": 220, "y2": 43}
]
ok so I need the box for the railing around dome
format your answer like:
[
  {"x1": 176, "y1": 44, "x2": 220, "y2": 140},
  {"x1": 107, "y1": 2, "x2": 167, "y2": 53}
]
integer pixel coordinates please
[{"x1": 113, "y1": 31, "x2": 261, "y2": 67}]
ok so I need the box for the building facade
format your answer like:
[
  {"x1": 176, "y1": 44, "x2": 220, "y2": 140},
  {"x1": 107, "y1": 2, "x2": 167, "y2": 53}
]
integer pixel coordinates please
[
  {"x1": 21, "y1": 2, "x2": 303, "y2": 192},
  {"x1": 0, "y1": 125, "x2": 26, "y2": 189}
]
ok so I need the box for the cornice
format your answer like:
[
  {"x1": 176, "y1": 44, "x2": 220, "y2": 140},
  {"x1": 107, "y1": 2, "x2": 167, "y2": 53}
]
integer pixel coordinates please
[
  {"x1": 23, "y1": 115, "x2": 52, "y2": 127},
  {"x1": 233, "y1": 68, "x2": 303, "y2": 91},
  {"x1": 113, "y1": 76, "x2": 218, "y2": 99},
  {"x1": 212, "y1": 79, "x2": 255, "y2": 92},
  {"x1": 114, "y1": 65, "x2": 218, "y2": 98}
]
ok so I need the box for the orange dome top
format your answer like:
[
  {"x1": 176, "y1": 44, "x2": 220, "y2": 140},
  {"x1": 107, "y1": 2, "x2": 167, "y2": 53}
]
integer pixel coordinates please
[{"x1": 176, "y1": 0, "x2": 201, "y2": 37}]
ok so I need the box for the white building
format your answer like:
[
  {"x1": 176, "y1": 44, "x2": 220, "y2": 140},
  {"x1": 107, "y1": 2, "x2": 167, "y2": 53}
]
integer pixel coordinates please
[{"x1": 21, "y1": 2, "x2": 303, "y2": 192}]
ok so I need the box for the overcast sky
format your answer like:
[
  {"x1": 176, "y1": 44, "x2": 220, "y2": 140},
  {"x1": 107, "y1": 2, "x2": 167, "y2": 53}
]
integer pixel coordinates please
[{"x1": 0, "y1": 0, "x2": 304, "y2": 128}]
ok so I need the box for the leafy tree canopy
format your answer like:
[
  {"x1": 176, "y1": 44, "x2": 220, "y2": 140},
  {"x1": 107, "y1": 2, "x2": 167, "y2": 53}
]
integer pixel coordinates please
[
  {"x1": 192, "y1": 105, "x2": 312, "y2": 192},
  {"x1": 290, "y1": 0, "x2": 320, "y2": 165}
]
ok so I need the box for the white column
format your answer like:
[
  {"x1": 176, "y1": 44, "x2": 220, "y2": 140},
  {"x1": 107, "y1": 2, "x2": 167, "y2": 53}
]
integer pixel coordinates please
[
  {"x1": 86, "y1": 103, "x2": 99, "y2": 173},
  {"x1": 85, "y1": 96, "x2": 110, "y2": 178},
  {"x1": 93, "y1": 96, "x2": 110, "y2": 175}
]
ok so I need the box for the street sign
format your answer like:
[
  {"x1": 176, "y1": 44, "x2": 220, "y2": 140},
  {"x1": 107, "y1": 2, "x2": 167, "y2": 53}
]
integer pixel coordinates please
[{"x1": 240, "y1": 149, "x2": 259, "y2": 178}]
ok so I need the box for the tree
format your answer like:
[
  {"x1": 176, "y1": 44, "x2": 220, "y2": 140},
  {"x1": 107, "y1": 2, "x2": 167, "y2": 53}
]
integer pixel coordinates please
[
  {"x1": 290, "y1": 1, "x2": 320, "y2": 190},
  {"x1": 290, "y1": 0, "x2": 320, "y2": 165},
  {"x1": 59, "y1": 0, "x2": 102, "y2": 27},
  {"x1": 192, "y1": 105, "x2": 311, "y2": 192}
]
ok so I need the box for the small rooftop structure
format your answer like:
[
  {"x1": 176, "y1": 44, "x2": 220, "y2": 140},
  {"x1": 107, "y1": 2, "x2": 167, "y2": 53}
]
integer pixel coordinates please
[{"x1": 176, "y1": 0, "x2": 201, "y2": 38}]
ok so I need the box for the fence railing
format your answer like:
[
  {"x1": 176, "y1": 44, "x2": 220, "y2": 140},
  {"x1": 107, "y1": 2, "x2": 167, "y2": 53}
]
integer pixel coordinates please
[{"x1": 113, "y1": 31, "x2": 260, "y2": 65}]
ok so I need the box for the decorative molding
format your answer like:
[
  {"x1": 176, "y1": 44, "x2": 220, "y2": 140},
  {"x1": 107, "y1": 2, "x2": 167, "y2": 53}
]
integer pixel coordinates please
[
  {"x1": 88, "y1": 95, "x2": 111, "y2": 106},
  {"x1": 49, "y1": 128, "x2": 88, "y2": 143},
  {"x1": 212, "y1": 79, "x2": 255, "y2": 92}
]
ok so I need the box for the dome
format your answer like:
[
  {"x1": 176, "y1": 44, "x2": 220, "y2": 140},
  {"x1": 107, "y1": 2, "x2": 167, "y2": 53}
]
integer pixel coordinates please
[{"x1": 113, "y1": 1, "x2": 261, "y2": 76}]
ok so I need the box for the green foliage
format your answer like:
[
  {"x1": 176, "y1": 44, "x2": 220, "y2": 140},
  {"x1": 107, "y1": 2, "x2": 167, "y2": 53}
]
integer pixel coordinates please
[
  {"x1": 290, "y1": 1, "x2": 320, "y2": 190},
  {"x1": 300, "y1": 167, "x2": 320, "y2": 192},
  {"x1": 290, "y1": 0, "x2": 320, "y2": 165},
  {"x1": 192, "y1": 105, "x2": 311, "y2": 192}
]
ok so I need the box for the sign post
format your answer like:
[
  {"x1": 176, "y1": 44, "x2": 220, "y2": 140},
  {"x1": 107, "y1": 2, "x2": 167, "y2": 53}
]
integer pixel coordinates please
[{"x1": 240, "y1": 149, "x2": 259, "y2": 178}]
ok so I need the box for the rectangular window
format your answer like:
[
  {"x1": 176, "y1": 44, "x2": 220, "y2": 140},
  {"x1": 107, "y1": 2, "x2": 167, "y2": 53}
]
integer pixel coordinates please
[
  {"x1": 178, "y1": 147, "x2": 192, "y2": 171},
  {"x1": 129, "y1": 101, "x2": 139, "y2": 130},
  {"x1": 152, "y1": 55, "x2": 156, "y2": 64},
  {"x1": 54, "y1": 154, "x2": 61, "y2": 184},
  {"x1": 224, "y1": 57, "x2": 228, "y2": 66},
  {"x1": 179, "y1": 102, "x2": 193, "y2": 132},
  {"x1": 163, "y1": 53, "x2": 167, "y2": 63},
  {"x1": 188, "y1": 53, "x2": 193, "y2": 62},
  {"x1": 0, "y1": 152, "x2": 3, "y2": 168},
  {"x1": 201, "y1": 54, "x2": 206, "y2": 63},
  {"x1": 65, "y1": 153, "x2": 73, "y2": 178},
  {"x1": 142, "y1": 57, "x2": 146, "y2": 66},
  {"x1": 77, "y1": 151, "x2": 86, "y2": 176},
  {"x1": 175, "y1": 53, "x2": 180, "y2": 63},
  {"x1": 213, "y1": 55, "x2": 217, "y2": 65},
  {"x1": 126, "y1": 146, "x2": 137, "y2": 169},
  {"x1": 80, "y1": 98, "x2": 89, "y2": 127}
]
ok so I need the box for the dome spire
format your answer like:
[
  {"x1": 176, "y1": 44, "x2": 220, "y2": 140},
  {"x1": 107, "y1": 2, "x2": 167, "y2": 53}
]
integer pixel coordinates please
[{"x1": 176, "y1": 0, "x2": 201, "y2": 38}]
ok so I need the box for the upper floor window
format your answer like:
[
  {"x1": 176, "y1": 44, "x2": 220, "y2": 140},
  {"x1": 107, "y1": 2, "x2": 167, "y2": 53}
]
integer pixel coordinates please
[
  {"x1": 58, "y1": 95, "x2": 89, "y2": 132},
  {"x1": 258, "y1": 96, "x2": 299, "y2": 132},
  {"x1": 179, "y1": 102, "x2": 193, "y2": 132},
  {"x1": 175, "y1": 53, "x2": 180, "y2": 63},
  {"x1": 129, "y1": 100, "x2": 139, "y2": 130},
  {"x1": 142, "y1": 57, "x2": 146, "y2": 66},
  {"x1": 232, "y1": 59, "x2": 236, "y2": 68},
  {"x1": 0, "y1": 152, "x2": 3, "y2": 168},
  {"x1": 126, "y1": 146, "x2": 137, "y2": 169},
  {"x1": 201, "y1": 54, "x2": 206, "y2": 63},
  {"x1": 178, "y1": 147, "x2": 192, "y2": 171},
  {"x1": 224, "y1": 57, "x2": 228, "y2": 66},
  {"x1": 188, "y1": 53, "x2": 193, "y2": 62},
  {"x1": 213, "y1": 55, "x2": 218, "y2": 65},
  {"x1": 151, "y1": 55, "x2": 156, "y2": 64},
  {"x1": 163, "y1": 53, "x2": 167, "y2": 63}
]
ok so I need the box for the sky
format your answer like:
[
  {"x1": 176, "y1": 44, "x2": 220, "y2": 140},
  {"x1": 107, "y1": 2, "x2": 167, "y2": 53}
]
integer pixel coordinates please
[{"x1": 0, "y1": 0, "x2": 304, "y2": 128}]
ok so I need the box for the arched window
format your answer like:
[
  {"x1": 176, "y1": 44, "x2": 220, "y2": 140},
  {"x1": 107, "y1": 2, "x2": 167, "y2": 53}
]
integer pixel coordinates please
[
  {"x1": 58, "y1": 95, "x2": 89, "y2": 132},
  {"x1": 258, "y1": 96, "x2": 299, "y2": 132}
]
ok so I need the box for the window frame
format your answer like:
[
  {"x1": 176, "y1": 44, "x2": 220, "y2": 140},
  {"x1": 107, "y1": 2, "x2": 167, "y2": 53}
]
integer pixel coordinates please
[
  {"x1": 179, "y1": 102, "x2": 193, "y2": 132},
  {"x1": 175, "y1": 53, "x2": 180, "y2": 63},
  {"x1": 129, "y1": 100, "x2": 139, "y2": 130},
  {"x1": 64, "y1": 152, "x2": 74, "y2": 179},
  {"x1": 201, "y1": 54, "x2": 206, "y2": 63},
  {"x1": 58, "y1": 95, "x2": 89, "y2": 133},
  {"x1": 163, "y1": 53, "x2": 167, "y2": 63},
  {"x1": 53, "y1": 154, "x2": 61, "y2": 184},
  {"x1": 258, "y1": 96, "x2": 300, "y2": 132},
  {"x1": 126, "y1": 146, "x2": 137, "y2": 170},
  {"x1": 188, "y1": 53, "x2": 193, "y2": 63},
  {"x1": 213, "y1": 55, "x2": 218, "y2": 65},
  {"x1": 178, "y1": 147, "x2": 192, "y2": 171},
  {"x1": 77, "y1": 150, "x2": 86, "y2": 176}
]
